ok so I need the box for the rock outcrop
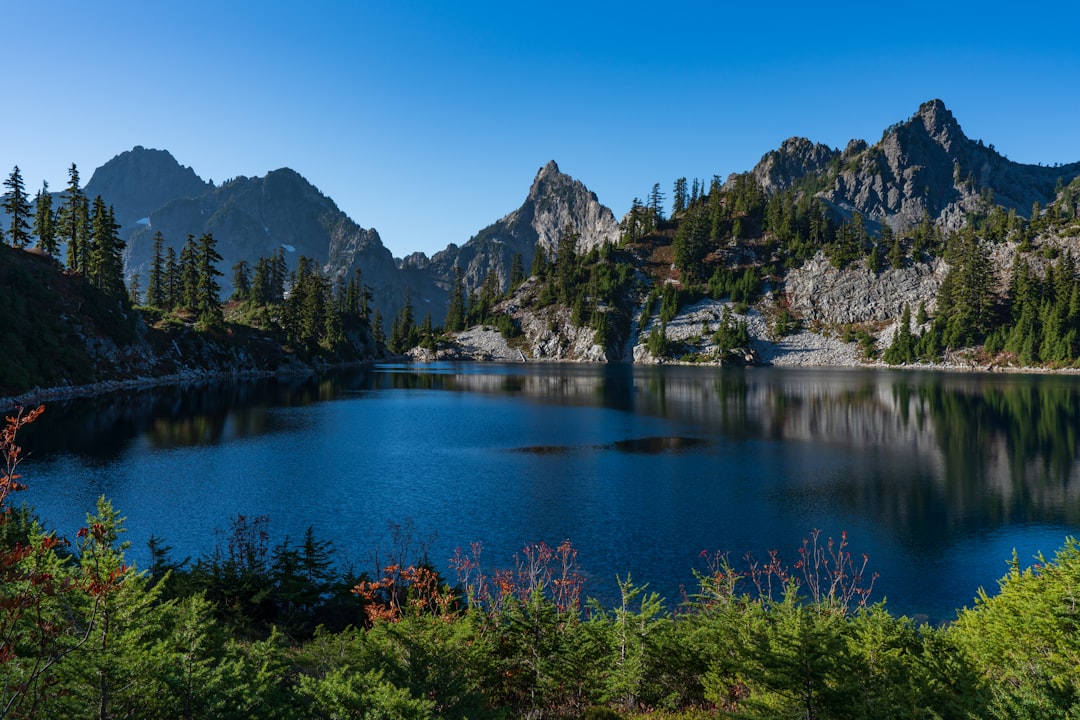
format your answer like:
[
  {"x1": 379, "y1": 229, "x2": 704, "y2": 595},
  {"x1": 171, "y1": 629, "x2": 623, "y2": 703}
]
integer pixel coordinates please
[
  {"x1": 401, "y1": 161, "x2": 620, "y2": 297},
  {"x1": 749, "y1": 100, "x2": 1080, "y2": 232}
]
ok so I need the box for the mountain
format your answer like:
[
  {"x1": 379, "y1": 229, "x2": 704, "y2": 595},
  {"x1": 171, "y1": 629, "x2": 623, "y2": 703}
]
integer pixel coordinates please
[
  {"x1": 400, "y1": 160, "x2": 621, "y2": 310},
  {"x1": 116, "y1": 165, "x2": 410, "y2": 317},
  {"x1": 84, "y1": 146, "x2": 211, "y2": 233},
  {"x1": 86, "y1": 151, "x2": 618, "y2": 324},
  {"x1": 749, "y1": 99, "x2": 1080, "y2": 230}
]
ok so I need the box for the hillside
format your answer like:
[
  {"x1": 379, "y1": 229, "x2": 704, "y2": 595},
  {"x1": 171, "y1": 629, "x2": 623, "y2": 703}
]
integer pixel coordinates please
[{"x1": 0, "y1": 243, "x2": 385, "y2": 403}]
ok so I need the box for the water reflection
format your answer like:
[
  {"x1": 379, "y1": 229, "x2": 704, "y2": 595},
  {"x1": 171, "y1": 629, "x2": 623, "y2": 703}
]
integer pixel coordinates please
[
  {"x1": 21, "y1": 372, "x2": 367, "y2": 459},
  {"x1": 15, "y1": 363, "x2": 1080, "y2": 620}
]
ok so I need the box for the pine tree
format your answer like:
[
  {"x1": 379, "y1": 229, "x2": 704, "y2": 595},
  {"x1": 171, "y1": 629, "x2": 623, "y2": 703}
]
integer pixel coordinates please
[
  {"x1": 88, "y1": 196, "x2": 126, "y2": 298},
  {"x1": 147, "y1": 231, "x2": 167, "y2": 308},
  {"x1": 231, "y1": 260, "x2": 252, "y2": 302},
  {"x1": 57, "y1": 164, "x2": 89, "y2": 271},
  {"x1": 389, "y1": 288, "x2": 416, "y2": 353},
  {"x1": 509, "y1": 252, "x2": 525, "y2": 289},
  {"x1": 2, "y1": 166, "x2": 32, "y2": 248},
  {"x1": 672, "y1": 177, "x2": 687, "y2": 216},
  {"x1": 648, "y1": 183, "x2": 665, "y2": 222},
  {"x1": 32, "y1": 181, "x2": 56, "y2": 255},
  {"x1": 196, "y1": 233, "x2": 223, "y2": 322},
  {"x1": 128, "y1": 273, "x2": 142, "y2": 306},
  {"x1": 164, "y1": 246, "x2": 180, "y2": 310},
  {"x1": 445, "y1": 265, "x2": 467, "y2": 332},
  {"x1": 179, "y1": 235, "x2": 199, "y2": 309}
]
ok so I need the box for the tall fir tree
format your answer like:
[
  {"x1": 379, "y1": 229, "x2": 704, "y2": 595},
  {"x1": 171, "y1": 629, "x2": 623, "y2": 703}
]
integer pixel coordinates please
[
  {"x1": 164, "y1": 246, "x2": 180, "y2": 310},
  {"x1": 509, "y1": 252, "x2": 525, "y2": 289},
  {"x1": 445, "y1": 265, "x2": 467, "y2": 332},
  {"x1": 196, "y1": 233, "x2": 224, "y2": 321},
  {"x1": 231, "y1": 260, "x2": 252, "y2": 302},
  {"x1": 57, "y1": 163, "x2": 89, "y2": 272},
  {"x1": 2, "y1": 166, "x2": 32, "y2": 248},
  {"x1": 147, "y1": 231, "x2": 167, "y2": 309},
  {"x1": 88, "y1": 196, "x2": 126, "y2": 298},
  {"x1": 32, "y1": 181, "x2": 57, "y2": 256},
  {"x1": 179, "y1": 235, "x2": 199, "y2": 309}
]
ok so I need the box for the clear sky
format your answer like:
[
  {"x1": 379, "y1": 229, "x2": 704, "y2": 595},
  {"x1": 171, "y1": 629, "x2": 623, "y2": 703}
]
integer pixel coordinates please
[{"x1": 5, "y1": 1, "x2": 1079, "y2": 258}]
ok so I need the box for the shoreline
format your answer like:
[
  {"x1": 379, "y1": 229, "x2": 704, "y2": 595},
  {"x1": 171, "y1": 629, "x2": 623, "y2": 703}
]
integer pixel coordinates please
[
  {"x1": 0, "y1": 361, "x2": 382, "y2": 414},
  {"x1": 6, "y1": 351, "x2": 1077, "y2": 415}
]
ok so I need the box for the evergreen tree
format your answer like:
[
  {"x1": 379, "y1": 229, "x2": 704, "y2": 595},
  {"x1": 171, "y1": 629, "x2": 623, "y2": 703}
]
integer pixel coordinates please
[
  {"x1": 251, "y1": 257, "x2": 272, "y2": 305},
  {"x1": 164, "y1": 246, "x2": 180, "y2": 310},
  {"x1": 673, "y1": 204, "x2": 711, "y2": 282},
  {"x1": 179, "y1": 235, "x2": 199, "y2": 309},
  {"x1": 57, "y1": 164, "x2": 89, "y2": 271},
  {"x1": 530, "y1": 246, "x2": 549, "y2": 279},
  {"x1": 196, "y1": 233, "x2": 224, "y2": 321},
  {"x1": 2, "y1": 166, "x2": 32, "y2": 248},
  {"x1": 88, "y1": 196, "x2": 126, "y2": 298},
  {"x1": 883, "y1": 304, "x2": 916, "y2": 365},
  {"x1": 372, "y1": 309, "x2": 385, "y2": 347},
  {"x1": 231, "y1": 260, "x2": 252, "y2": 302},
  {"x1": 32, "y1": 181, "x2": 57, "y2": 256},
  {"x1": 389, "y1": 288, "x2": 416, "y2": 353},
  {"x1": 445, "y1": 265, "x2": 467, "y2": 332},
  {"x1": 648, "y1": 183, "x2": 665, "y2": 222},
  {"x1": 508, "y1": 252, "x2": 525, "y2": 289},
  {"x1": 672, "y1": 177, "x2": 687, "y2": 216},
  {"x1": 270, "y1": 247, "x2": 288, "y2": 303},
  {"x1": 883, "y1": 224, "x2": 903, "y2": 269},
  {"x1": 147, "y1": 232, "x2": 167, "y2": 309},
  {"x1": 128, "y1": 272, "x2": 143, "y2": 306}
]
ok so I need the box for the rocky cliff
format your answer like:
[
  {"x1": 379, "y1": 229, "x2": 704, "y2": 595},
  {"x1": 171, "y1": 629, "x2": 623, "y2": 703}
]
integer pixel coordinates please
[
  {"x1": 402, "y1": 161, "x2": 620, "y2": 291},
  {"x1": 749, "y1": 100, "x2": 1080, "y2": 231}
]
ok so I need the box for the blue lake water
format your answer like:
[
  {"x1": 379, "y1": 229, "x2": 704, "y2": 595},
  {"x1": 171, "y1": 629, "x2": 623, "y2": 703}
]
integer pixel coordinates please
[{"x1": 15, "y1": 363, "x2": 1080, "y2": 622}]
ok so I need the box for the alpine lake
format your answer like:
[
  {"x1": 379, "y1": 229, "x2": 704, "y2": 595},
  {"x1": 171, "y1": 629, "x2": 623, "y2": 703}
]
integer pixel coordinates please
[{"x1": 17, "y1": 362, "x2": 1080, "y2": 624}]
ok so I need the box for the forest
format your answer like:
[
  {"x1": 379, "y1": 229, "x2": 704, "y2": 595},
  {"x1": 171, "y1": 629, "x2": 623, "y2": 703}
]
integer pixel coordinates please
[{"x1": 3, "y1": 406, "x2": 1080, "y2": 719}]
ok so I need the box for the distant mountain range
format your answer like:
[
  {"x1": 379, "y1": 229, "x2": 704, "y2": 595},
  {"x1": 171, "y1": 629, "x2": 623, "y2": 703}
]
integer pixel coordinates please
[
  {"x1": 47, "y1": 99, "x2": 1080, "y2": 323},
  {"x1": 86, "y1": 150, "x2": 617, "y2": 322}
]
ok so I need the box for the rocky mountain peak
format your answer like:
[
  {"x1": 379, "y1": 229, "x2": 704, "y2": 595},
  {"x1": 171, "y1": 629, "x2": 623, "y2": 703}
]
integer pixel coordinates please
[
  {"x1": 85, "y1": 146, "x2": 210, "y2": 231},
  {"x1": 913, "y1": 99, "x2": 963, "y2": 151},
  {"x1": 750, "y1": 137, "x2": 839, "y2": 194}
]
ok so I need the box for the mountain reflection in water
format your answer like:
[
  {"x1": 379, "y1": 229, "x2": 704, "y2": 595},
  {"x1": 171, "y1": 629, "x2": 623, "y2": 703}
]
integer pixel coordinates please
[{"x1": 16, "y1": 363, "x2": 1080, "y2": 622}]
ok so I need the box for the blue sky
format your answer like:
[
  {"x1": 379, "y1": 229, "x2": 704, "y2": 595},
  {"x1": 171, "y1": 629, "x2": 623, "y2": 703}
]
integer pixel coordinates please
[{"x1": 5, "y1": 1, "x2": 1079, "y2": 257}]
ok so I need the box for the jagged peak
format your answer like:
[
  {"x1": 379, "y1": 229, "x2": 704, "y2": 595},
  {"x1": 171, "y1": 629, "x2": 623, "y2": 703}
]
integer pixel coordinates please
[
  {"x1": 538, "y1": 159, "x2": 561, "y2": 177},
  {"x1": 906, "y1": 99, "x2": 965, "y2": 151}
]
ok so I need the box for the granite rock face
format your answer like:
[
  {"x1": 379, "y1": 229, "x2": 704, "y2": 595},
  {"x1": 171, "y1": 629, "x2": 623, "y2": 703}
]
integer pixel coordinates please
[
  {"x1": 402, "y1": 160, "x2": 621, "y2": 304},
  {"x1": 749, "y1": 100, "x2": 1080, "y2": 232},
  {"x1": 784, "y1": 253, "x2": 947, "y2": 325}
]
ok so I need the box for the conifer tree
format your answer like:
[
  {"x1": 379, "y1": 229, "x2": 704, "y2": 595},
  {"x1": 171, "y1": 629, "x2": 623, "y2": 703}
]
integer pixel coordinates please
[
  {"x1": 509, "y1": 252, "x2": 525, "y2": 290},
  {"x1": 127, "y1": 273, "x2": 142, "y2": 306},
  {"x1": 196, "y1": 233, "x2": 223, "y2": 321},
  {"x1": 32, "y1": 181, "x2": 56, "y2": 256},
  {"x1": 57, "y1": 164, "x2": 89, "y2": 271},
  {"x1": 88, "y1": 196, "x2": 126, "y2": 298},
  {"x1": 147, "y1": 231, "x2": 167, "y2": 309},
  {"x1": 445, "y1": 265, "x2": 467, "y2": 332},
  {"x1": 231, "y1": 260, "x2": 252, "y2": 302},
  {"x1": 164, "y1": 246, "x2": 180, "y2": 310},
  {"x1": 389, "y1": 288, "x2": 416, "y2": 353},
  {"x1": 672, "y1": 177, "x2": 687, "y2": 216},
  {"x1": 179, "y1": 235, "x2": 199, "y2": 309},
  {"x1": 2, "y1": 166, "x2": 32, "y2": 248}
]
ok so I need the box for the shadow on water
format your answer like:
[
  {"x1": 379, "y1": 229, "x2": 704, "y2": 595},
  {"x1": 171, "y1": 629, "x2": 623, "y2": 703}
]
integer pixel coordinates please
[
  {"x1": 20, "y1": 369, "x2": 376, "y2": 460},
  {"x1": 511, "y1": 436, "x2": 710, "y2": 455}
]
